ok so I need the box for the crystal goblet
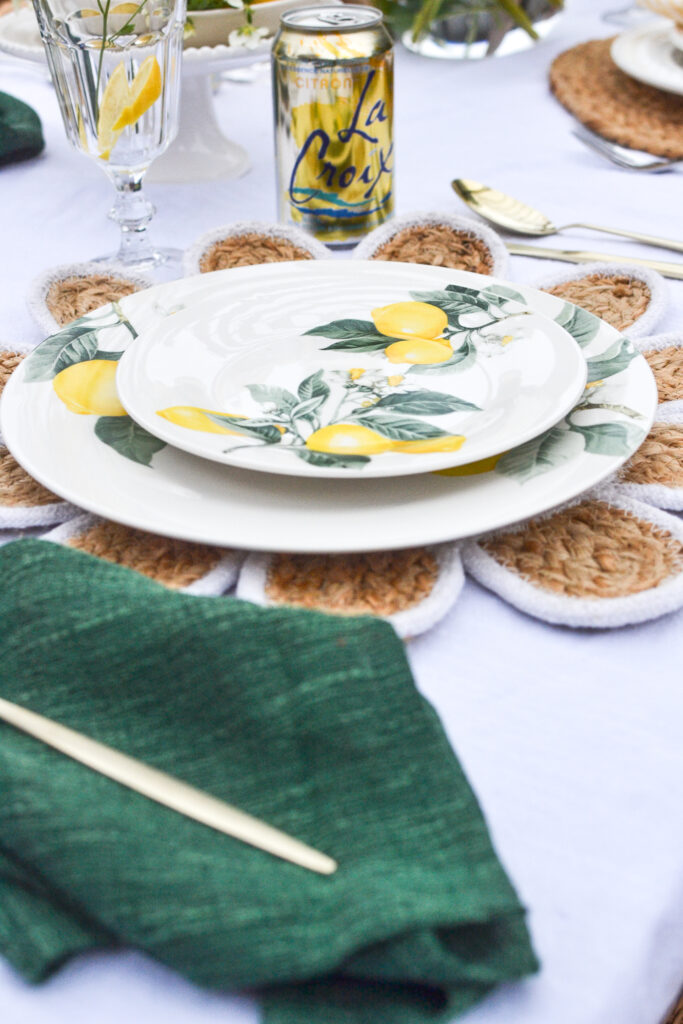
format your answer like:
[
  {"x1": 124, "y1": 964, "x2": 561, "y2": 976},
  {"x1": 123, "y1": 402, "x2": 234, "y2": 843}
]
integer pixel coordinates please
[{"x1": 32, "y1": 0, "x2": 186, "y2": 273}]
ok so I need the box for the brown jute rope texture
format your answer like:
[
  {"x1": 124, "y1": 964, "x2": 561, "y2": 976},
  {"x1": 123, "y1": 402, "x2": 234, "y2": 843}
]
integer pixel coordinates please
[
  {"x1": 664, "y1": 991, "x2": 683, "y2": 1024},
  {"x1": 544, "y1": 274, "x2": 651, "y2": 332},
  {"x1": 0, "y1": 448, "x2": 61, "y2": 507},
  {"x1": 265, "y1": 548, "x2": 439, "y2": 616},
  {"x1": 550, "y1": 39, "x2": 683, "y2": 159},
  {"x1": 46, "y1": 275, "x2": 142, "y2": 327},
  {"x1": 67, "y1": 520, "x2": 226, "y2": 589},
  {"x1": 371, "y1": 225, "x2": 494, "y2": 274},
  {"x1": 644, "y1": 347, "x2": 683, "y2": 404},
  {"x1": 0, "y1": 351, "x2": 25, "y2": 398},
  {"x1": 199, "y1": 234, "x2": 314, "y2": 272},
  {"x1": 620, "y1": 424, "x2": 683, "y2": 487},
  {"x1": 482, "y1": 500, "x2": 683, "y2": 599}
]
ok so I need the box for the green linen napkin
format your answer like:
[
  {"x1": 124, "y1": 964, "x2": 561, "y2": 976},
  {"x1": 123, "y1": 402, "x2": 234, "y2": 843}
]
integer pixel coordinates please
[
  {"x1": 0, "y1": 539, "x2": 538, "y2": 1024},
  {"x1": 0, "y1": 92, "x2": 44, "y2": 167}
]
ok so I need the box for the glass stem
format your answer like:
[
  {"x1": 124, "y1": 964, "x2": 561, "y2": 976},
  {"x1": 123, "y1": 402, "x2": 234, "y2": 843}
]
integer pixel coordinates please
[{"x1": 108, "y1": 171, "x2": 157, "y2": 265}]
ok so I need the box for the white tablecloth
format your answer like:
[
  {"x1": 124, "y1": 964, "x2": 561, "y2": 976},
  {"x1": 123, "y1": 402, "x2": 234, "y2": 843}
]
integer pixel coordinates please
[{"x1": 1, "y1": 1, "x2": 682, "y2": 1022}]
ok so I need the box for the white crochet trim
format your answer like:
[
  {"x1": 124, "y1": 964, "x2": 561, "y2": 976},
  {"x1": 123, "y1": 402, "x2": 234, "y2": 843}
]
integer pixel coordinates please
[
  {"x1": 26, "y1": 262, "x2": 153, "y2": 336},
  {"x1": 182, "y1": 221, "x2": 330, "y2": 276},
  {"x1": 462, "y1": 486, "x2": 683, "y2": 628},
  {"x1": 352, "y1": 211, "x2": 509, "y2": 278},
  {"x1": 0, "y1": 498, "x2": 78, "y2": 529},
  {"x1": 613, "y1": 405, "x2": 683, "y2": 511},
  {"x1": 530, "y1": 262, "x2": 667, "y2": 339},
  {"x1": 235, "y1": 543, "x2": 465, "y2": 640},
  {"x1": 0, "y1": 337, "x2": 38, "y2": 356},
  {"x1": 41, "y1": 513, "x2": 243, "y2": 595},
  {"x1": 632, "y1": 331, "x2": 683, "y2": 415}
]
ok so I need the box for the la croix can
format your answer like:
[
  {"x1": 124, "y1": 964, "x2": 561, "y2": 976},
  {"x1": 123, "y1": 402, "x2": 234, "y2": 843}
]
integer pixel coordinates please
[{"x1": 272, "y1": 5, "x2": 394, "y2": 248}]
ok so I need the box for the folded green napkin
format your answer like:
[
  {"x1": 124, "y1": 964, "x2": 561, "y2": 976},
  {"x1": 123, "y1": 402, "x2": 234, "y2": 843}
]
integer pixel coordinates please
[
  {"x1": 0, "y1": 92, "x2": 44, "y2": 167},
  {"x1": 0, "y1": 539, "x2": 537, "y2": 1024}
]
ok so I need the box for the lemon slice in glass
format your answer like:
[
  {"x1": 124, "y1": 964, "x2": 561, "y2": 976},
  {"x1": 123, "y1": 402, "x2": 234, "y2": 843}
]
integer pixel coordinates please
[
  {"x1": 96, "y1": 60, "x2": 130, "y2": 160},
  {"x1": 112, "y1": 55, "x2": 162, "y2": 132}
]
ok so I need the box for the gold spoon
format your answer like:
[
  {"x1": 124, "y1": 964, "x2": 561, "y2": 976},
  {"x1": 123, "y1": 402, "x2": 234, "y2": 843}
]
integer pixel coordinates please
[{"x1": 452, "y1": 178, "x2": 683, "y2": 256}]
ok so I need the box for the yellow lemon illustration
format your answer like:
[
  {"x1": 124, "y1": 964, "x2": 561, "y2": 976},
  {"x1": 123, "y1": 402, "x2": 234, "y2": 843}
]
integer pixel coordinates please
[
  {"x1": 157, "y1": 406, "x2": 245, "y2": 435},
  {"x1": 384, "y1": 338, "x2": 453, "y2": 365},
  {"x1": 392, "y1": 435, "x2": 466, "y2": 455},
  {"x1": 435, "y1": 452, "x2": 503, "y2": 476},
  {"x1": 53, "y1": 360, "x2": 126, "y2": 416},
  {"x1": 112, "y1": 55, "x2": 162, "y2": 132},
  {"x1": 306, "y1": 423, "x2": 392, "y2": 456},
  {"x1": 371, "y1": 302, "x2": 448, "y2": 341}
]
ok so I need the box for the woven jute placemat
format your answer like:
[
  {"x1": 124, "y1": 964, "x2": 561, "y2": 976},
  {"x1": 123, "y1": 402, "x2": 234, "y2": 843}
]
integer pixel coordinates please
[
  {"x1": 0, "y1": 447, "x2": 60, "y2": 508},
  {"x1": 643, "y1": 345, "x2": 683, "y2": 403},
  {"x1": 264, "y1": 549, "x2": 439, "y2": 617},
  {"x1": 550, "y1": 38, "x2": 683, "y2": 160},
  {"x1": 66, "y1": 519, "x2": 225, "y2": 589},
  {"x1": 46, "y1": 274, "x2": 142, "y2": 328},
  {"x1": 481, "y1": 499, "x2": 683, "y2": 599},
  {"x1": 198, "y1": 233, "x2": 315, "y2": 272},
  {"x1": 370, "y1": 224, "x2": 495, "y2": 274},
  {"x1": 544, "y1": 273, "x2": 651, "y2": 333}
]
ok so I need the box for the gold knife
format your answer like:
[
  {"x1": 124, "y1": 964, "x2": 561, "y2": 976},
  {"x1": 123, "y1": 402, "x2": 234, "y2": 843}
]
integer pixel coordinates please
[
  {"x1": 507, "y1": 243, "x2": 683, "y2": 280},
  {"x1": 0, "y1": 695, "x2": 337, "y2": 875}
]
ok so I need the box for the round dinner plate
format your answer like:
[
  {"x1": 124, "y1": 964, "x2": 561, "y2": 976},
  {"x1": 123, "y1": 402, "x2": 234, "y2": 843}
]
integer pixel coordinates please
[
  {"x1": 1, "y1": 266, "x2": 657, "y2": 553},
  {"x1": 611, "y1": 22, "x2": 683, "y2": 97},
  {"x1": 117, "y1": 262, "x2": 587, "y2": 479}
]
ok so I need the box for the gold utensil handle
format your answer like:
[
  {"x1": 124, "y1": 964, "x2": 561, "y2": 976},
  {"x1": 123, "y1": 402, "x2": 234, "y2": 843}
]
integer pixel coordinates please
[
  {"x1": 567, "y1": 222, "x2": 683, "y2": 255},
  {"x1": 506, "y1": 243, "x2": 683, "y2": 281},
  {"x1": 0, "y1": 695, "x2": 337, "y2": 875}
]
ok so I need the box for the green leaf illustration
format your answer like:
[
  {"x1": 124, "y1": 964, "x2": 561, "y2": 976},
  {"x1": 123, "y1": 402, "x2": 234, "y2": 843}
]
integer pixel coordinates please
[
  {"x1": 298, "y1": 369, "x2": 330, "y2": 402},
  {"x1": 585, "y1": 338, "x2": 637, "y2": 382},
  {"x1": 93, "y1": 350, "x2": 125, "y2": 362},
  {"x1": 555, "y1": 302, "x2": 600, "y2": 348},
  {"x1": 481, "y1": 284, "x2": 527, "y2": 306},
  {"x1": 304, "y1": 319, "x2": 389, "y2": 349},
  {"x1": 568, "y1": 420, "x2": 645, "y2": 455},
  {"x1": 246, "y1": 384, "x2": 297, "y2": 410},
  {"x1": 291, "y1": 394, "x2": 328, "y2": 421},
  {"x1": 95, "y1": 416, "x2": 166, "y2": 466},
  {"x1": 206, "y1": 414, "x2": 282, "y2": 444},
  {"x1": 410, "y1": 287, "x2": 491, "y2": 324},
  {"x1": 295, "y1": 449, "x2": 370, "y2": 469},
  {"x1": 374, "y1": 390, "x2": 480, "y2": 415},
  {"x1": 354, "y1": 413, "x2": 447, "y2": 441},
  {"x1": 408, "y1": 339, "x2": 477, "y2": 375},
  {"x1": 495, "y1": 426, "x2": 585, "y2": 482},
  {"x1": 25, "y1": 325, "x2": 100, "y2": 382}
]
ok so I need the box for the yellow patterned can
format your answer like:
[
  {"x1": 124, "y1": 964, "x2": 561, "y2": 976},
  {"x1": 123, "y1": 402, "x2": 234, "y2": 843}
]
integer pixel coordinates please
[{"x1": 272, "y1": 5, "x2": 394, "y2": 248}]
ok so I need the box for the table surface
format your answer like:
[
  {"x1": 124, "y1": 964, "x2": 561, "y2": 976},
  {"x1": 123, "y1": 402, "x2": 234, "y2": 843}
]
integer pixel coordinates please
[{"x1": 1, "y1": 1, "x2": 683, "y2": 1022}]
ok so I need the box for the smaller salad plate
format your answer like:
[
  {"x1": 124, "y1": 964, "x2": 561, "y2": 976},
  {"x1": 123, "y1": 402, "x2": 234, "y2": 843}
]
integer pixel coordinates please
[
  {"x1": 117, "y1": 261, "x2": 587, "y2": 479},
  {"x1": 611, "y1": 22, "x2": 683, "y2": 97}
]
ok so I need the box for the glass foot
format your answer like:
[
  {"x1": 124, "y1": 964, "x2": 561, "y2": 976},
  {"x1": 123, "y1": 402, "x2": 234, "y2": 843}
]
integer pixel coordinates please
[{"x1": 93, "y1": 247, "x2": 184, "y2": 281}]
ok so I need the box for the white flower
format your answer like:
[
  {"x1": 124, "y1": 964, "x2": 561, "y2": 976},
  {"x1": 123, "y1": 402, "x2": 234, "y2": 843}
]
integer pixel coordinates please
[
  {"x1": 228, "y1": 24, "x2": 269, "y2": 48},
  {"x1": 225, "y1": 0, "x2": 244, "y2": 8}
]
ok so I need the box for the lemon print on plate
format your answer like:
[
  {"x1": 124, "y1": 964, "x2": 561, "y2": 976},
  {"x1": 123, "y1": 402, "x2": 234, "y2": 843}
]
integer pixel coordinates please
[
  {"x1": 306, "y1": 424, "x2": 392, "y2": 456},
  {"x1": 97, "y1": 55, "x2": 162, "y2": 160},
  {"x1": 157, "y1": 406, "x2": 246, "y2": 435},
  {"x1": 384, "y1": 338, "x2": 453, "y2": 365},
  {"x1": 53, "y1": 360, "x2": 127, "y2": 416},
  {"x1": 371, "y1": 301, "x2": 448, "y2": 342}
]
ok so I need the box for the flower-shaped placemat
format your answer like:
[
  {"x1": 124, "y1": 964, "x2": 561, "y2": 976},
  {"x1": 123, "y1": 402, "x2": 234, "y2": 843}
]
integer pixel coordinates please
[
  {"x1": 549, "y1": 38, "x2": 683, "y2": 159},
  {"x1": 235, "y1": 545, "x2": 464, "y2": 640},
  {"x1": 27, "y1": 262, "x2": 152, "y2": 335},
  {"x1": 183, "y1": 221, "x2": 329, "y2": 276},
  {"x1": 8, "y1": 230, "x2": 683, "y2": 631},
  {"x1": 43, "y1": 513, "x2": 242, "y2": 594},
  {"x1": 354, "y1": 212, "x2": 509, "y2": 277},
  {"x1": 535, "y1": 263, "x2": 666, "y2": 338}
]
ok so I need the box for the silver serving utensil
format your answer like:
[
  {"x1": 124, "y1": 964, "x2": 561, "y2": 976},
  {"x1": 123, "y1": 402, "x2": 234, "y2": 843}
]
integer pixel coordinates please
[
  {"x1": 0, "y1": 694, "x2": 337, "y2": 875},
  {"x1": 572, "y1": 125, "x2": 682, "y2": 173},
  {"x1": 452, "y1": 177, "x2": 683, "y2": 253},
  {"x1": 506, "y1": 242, "x2": 683, "y2": 280}
]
